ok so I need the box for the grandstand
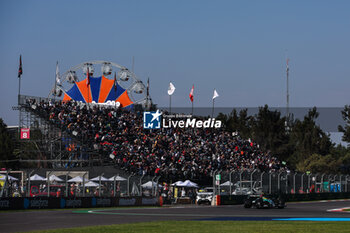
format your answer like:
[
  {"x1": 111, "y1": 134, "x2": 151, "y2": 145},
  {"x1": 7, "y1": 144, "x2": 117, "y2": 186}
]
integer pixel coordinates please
[
  {"x1": 17, "y1": 95, "x2": 287, "y2": 185},
  {"x1": 9, "y1": 60, "x2": 287, "y2": 186}
]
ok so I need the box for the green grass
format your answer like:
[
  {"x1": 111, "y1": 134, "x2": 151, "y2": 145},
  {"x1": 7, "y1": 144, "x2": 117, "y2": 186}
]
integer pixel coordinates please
[{"x1": 26, "y1": 221, "x2": 350, "y2": 233}]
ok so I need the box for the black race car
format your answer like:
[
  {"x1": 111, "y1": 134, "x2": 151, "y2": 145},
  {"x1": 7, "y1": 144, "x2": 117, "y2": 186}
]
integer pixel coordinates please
[{"x1": 244, "y1": 195, "x2": 286, "y2": 209}]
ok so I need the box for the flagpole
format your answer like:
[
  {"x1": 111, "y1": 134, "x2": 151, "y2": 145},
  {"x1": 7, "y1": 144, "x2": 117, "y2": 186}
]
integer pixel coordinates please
[
  {"x1": 286, "y1": 59, "x2": 289, "y2": 126},
  {"x1": 54, "y1": 62, "x2": 57, "y2": 102},
  {"x1": 88, "y1": 85, "x2": 90, "y2": 108},
  {"x1": 114, "y1": 72, "x2": 117, "y2": 110},
  {"x1": 191, "y1": 84, "x2": 194, "y2": 115},
  {"x1": 18, "y1": 75, "x2": 21, "y2": 140},
  {"x1": 18, "y1": 55, "x2": 22, "y2": 140},
  {"x1": 18, "y1": 56, "x2": 22, "y2": 105},
  {"x1": 212, "y1": 89, "x2": 219, "y2": 118},
  {"x1": 169, "y1": 95, "x2": 172, "y2": 114},
  {"x1": 18, "y1": 74, "x2": 21, "y2": 105},
  {"x1": 212, "y1": 98, "x2": 215, "y2": 118},
  {"x1": 87, "y1": 68, "x2": 90, "y2": 108},
  {"x1": 191, "y1": 100, "x2": 193, "y2": 116},
  {"x1": 168, "y1": 82, "x2": 175, "y2": 114}
]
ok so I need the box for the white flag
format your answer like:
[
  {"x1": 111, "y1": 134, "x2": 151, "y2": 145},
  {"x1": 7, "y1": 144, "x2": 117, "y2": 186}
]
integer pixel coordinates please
[
  {"x1": 168, "y1": 82, "x2": 175, "y2": 96},
  {"x1": 213, "y1": 89, "x2": 219, "y2": 99},
  {"x1": 56, "y1": 62, "x2": 61, "y2": 85}
]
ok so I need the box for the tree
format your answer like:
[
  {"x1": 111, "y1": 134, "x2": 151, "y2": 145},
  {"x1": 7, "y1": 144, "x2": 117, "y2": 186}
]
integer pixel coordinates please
[
  {"x1": 250, "y1": 105, "x2": 290, "y2": 159},
  {"x1": 296, "y1": 154, "x2": 340, "y2": 174},
  {"x1": 225, "y1": 109, "x2": 251, "y2": 139},
  {"x1": 216, "y1": 112, "x2": 228, "y2": 126},
  {"x1": 13, "y1": 128, "x2": 49, "y2": 168},
  {"x1": 217, "y1": 106, "x2": 339, "y2": 172},
  {"x1": 288, "y1": 107, "x2": 333, "y2": 168},
  {"x1": 338, "y1": 105, "x2": 350, "y2": 144},
  {"x1": 0, "y1": 118, "x2": 14, "y2": 168},
  {"x1": 339, "y1": 151, "x2": 350, "y2": 173}
]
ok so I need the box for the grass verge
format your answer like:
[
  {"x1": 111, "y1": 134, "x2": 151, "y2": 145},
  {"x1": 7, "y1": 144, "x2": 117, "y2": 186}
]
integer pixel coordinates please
[{"x1": 26, "y1": 221, "x2": 350, "y2": 233}]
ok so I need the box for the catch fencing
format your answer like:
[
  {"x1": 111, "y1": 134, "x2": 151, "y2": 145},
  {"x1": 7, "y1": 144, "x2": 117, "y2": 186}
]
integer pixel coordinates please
[
  {"x1": 1, "y1": 169, "x2": 349, "y2": 199},
  {"x1": 0, "y1": 170, "x2": 162, "y2": 199},
  {"x1": 212, "y1": 170, "x2": 350, "y2": 195}
]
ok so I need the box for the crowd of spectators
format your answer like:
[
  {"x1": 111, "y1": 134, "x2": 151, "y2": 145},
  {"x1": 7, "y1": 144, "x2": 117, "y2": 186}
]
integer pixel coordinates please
[{"x1": 26, "y1": 99, "x2": 287, "y2": 183}]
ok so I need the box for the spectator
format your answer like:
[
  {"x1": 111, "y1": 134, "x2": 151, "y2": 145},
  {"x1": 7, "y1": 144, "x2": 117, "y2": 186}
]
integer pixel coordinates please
[{"x1": 25, "y1": 99, "x2": 288, "y2": 184}]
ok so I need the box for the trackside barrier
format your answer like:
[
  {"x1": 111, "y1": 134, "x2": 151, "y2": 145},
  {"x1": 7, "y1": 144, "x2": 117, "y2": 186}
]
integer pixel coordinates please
[
  {"x1": 0, "y1": 197, "x2": 161, "y2": 210},
  {"x1": 219, "y1": 195, "x2": 248, "y2": 205},
  {"x1": 211, "y1": 195, "x2": 222, "y2": 206},
  {"x1": 284, "y1": 192, "x2": 350, "y2": 202},
  {"x1": 216, "y1": 195, "x2": 221, "y2": 206},
  {"x1": 159, "y1": 196, "x2": 163, "y2": 207},
  {"x1": 218, "y1": 192, "x2": 350, "y2": 205}
]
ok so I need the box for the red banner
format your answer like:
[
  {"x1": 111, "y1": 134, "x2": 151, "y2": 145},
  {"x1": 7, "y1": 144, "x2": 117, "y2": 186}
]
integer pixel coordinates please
[{"x1": 20, "y1": 128, "x2": 30, "y2": 139}]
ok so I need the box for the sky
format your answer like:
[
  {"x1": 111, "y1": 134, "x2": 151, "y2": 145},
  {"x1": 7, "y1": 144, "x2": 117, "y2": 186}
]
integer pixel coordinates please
[{"x1": 0, "y1": 0, "x2": 349, "y2": 128}]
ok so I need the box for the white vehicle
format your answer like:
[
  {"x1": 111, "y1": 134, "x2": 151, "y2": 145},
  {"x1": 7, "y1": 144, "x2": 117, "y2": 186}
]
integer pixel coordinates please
[
  {"x1": 232, "y1": 181, "x2": 262, "y2": 195},
  {"x1": 196, "y1": 187, "x2": 214, "y2": 205}
]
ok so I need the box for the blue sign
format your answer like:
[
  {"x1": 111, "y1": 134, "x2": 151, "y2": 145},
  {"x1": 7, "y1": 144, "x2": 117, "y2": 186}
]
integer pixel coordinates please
[{"x1": 143, "y1": 110, "x2": 162, "y2": 129}]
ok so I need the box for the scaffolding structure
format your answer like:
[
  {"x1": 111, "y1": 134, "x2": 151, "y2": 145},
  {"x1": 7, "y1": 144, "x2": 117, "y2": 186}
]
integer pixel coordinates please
[{"x1": 15, "y1": 95, "x2": 101, "y2": 168}]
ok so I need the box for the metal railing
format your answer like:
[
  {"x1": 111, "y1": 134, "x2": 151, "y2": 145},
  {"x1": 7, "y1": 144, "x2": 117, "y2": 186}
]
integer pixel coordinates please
[
  {"x1": 214, "y1": 170, "x2": 350, "y2": 195},
  {"x1": 1, "y1": 170, "x2": 349, "y2": 199},
  {"x1": 0, "y1": 171, "x2": 162, "y2": 198}
]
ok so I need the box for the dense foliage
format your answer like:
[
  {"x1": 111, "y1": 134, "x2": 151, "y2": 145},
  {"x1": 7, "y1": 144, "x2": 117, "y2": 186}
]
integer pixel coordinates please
[
  {"x1": 0, "y1": 118, "x2": 14, "y2": 168},
  {"x1": 217, "y1": 105, "x2": 350, "y2": 174},
  {"x1": 338, "y1": 105, "x2": 350, "y2": 143},
  {"x1": 0, "y1": 118, "x2": 48, "y2": 169}
]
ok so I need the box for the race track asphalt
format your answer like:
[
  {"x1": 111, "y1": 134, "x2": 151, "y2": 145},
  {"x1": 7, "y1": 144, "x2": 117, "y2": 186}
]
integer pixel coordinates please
[{"x1": 1, "y1": 200, "x2": 350, "y2": 233}]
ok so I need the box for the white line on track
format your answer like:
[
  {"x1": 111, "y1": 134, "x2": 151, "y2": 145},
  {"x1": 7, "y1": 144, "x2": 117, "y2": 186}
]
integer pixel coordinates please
[{"x1": 327, "y1": 207, "x2": 350, "y2": 212}]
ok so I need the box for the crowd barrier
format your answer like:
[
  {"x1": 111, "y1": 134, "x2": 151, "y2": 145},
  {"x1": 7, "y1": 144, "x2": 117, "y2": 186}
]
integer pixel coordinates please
[
  {"x1": 218, "y1": 192, "x2": 350, "y2": 205},
  {"x1": 1, "y1": 192, "x2": 349, "y2": 209},
  {"x1": 0, "y1": 196, "x2": 161, "y2": 210}
]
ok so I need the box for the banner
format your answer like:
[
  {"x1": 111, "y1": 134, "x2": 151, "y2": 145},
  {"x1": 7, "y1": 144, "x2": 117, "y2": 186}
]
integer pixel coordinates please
[{"x1": 20, "y1": 128, "x2": 30, "y2": 139}]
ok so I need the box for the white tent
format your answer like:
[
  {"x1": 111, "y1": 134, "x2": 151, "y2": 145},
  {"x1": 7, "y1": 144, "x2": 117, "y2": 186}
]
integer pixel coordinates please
[
  {"x1": 108, "y1": 175, "x2": 127, "y2": 181},
  {"x1": 171, "y1": 181, "x2": 184, "y2": 186},
  {"x1": 178, "y1": 180, "x2": 198, "y2": 188},
  {"x1": 45, "y1": 175, "x2": 63, "y2": 182},
  {"x1": 0, "y1": 175, "x2": 18, "y2": 181},
  {"x1": 67, "y1": 176, "x2": 89, "y2": 183},
  {"x1": 84, "y1": 181, "x2": 99, "y2": 187},
  {"x1": 91, "y1": 176, "x2": 109, "y2": 182},
  {"x1": 29, "y1": 174, "x2": 46, "y2": 181},
  {"x1": 141, "y1": 181, "x2": 162, "y2": 189},
  {"x1": 220, "y1": 181, "x2": 234, "y2": 186}
]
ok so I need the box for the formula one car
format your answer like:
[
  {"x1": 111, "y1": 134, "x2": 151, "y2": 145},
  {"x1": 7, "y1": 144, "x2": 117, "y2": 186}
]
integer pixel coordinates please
[{"x1": 244, "y1": 195, "x2": 286, "y2": 209}]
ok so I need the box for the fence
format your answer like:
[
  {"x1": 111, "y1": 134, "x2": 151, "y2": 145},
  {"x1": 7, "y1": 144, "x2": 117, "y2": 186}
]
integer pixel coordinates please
[
  {"x1": 1, "y1": 170, "x2": 350, "y2": 199},
  {"x1": 0, "y1": 170, "x2": 162, "y2": 199},
  {"x1": 212, "y1": 170, "x2": 350, "y2": 196}
]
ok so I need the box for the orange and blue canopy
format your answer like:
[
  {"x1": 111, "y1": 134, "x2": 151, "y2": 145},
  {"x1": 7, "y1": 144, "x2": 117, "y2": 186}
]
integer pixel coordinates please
[{"x1": 63, "y1": 76, "x2": 133, "y2": 108}]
